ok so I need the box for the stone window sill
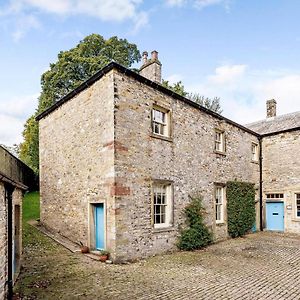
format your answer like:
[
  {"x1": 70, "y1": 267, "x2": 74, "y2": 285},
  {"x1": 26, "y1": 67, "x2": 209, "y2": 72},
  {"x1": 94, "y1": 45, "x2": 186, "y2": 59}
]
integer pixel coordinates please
[
  {"x1": 251, "y1": 160, "x2": 259, "y2": 164},
  {"x1": 150, "y1": 133, "x2": 173, "y2": 142},
  {"x1": 214, "y1": 150, "x2": 226, "y2": 157},
  {"x1": 152, "y1": 226, "x2": 176, "y2": 233},
  {"x1": 216, "y1": 222, "x2": 226, "y2": 226},
  {"x1": 291, "y1": 218, "x2": 300, "y2": 222}
]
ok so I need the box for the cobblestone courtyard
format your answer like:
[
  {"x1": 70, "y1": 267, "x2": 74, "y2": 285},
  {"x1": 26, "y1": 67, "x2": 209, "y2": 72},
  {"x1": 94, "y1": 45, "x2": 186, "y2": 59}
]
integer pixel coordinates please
[{"x1": 15, "y1": 229, "x2": 300, "y2": 300}]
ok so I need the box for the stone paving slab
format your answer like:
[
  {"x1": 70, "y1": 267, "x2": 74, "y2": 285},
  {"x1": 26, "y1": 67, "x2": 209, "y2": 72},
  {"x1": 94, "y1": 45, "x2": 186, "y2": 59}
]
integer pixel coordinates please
[{"x1": 15, "y1": 231, "x2": 300, "y2": 299}]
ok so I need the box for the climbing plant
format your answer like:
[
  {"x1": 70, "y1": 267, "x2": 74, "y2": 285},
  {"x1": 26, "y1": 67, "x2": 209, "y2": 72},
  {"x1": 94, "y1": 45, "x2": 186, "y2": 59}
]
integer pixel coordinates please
[
  {"x1": 227, "y1": 181, "x2": 256, "y2": 238},
  {"x1": 178, "y1": 194, "x2": 213, "y2": 251}
]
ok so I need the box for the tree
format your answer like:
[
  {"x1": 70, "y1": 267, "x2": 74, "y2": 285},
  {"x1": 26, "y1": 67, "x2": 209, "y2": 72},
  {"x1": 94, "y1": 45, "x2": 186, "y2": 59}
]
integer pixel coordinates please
[
  {"x1": 162, "y1": 79, "x2": 187, "y2": 97},
  {"x1": 188, "y1": 93, "x2": 222, "y2": 114},
  {"x1": 162, "y1": 80, "x2": 222, "y2": 114},
  {"x1": 19, "y1": 34, "x2": 141, "y2": 173}
]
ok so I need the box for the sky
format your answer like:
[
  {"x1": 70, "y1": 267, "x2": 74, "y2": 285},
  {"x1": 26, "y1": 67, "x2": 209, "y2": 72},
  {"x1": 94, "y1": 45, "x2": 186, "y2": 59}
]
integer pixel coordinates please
[{"x1": 1, "y1": 0, "x2": 300, "y2": 146}]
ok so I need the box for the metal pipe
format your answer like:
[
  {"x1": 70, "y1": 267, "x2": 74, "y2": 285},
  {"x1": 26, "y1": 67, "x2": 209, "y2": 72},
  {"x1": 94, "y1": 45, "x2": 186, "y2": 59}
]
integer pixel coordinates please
[{"x1": 259, "y1": 137, "x2": 263, "y2": 231}]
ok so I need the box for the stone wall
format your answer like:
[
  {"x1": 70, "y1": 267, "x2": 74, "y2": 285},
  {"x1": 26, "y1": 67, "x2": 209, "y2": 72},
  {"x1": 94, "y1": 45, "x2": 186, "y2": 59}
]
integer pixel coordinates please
[
  {"x1": 113, "y1": 70, "x2": 260, "y2": 261},
  {"x1": 262, "y1": 130, "x2": 300, "y2": 232},
  {"x1": 39, "y1": 72, "x2": 118, "y2": 257},
  {"x1": 0, "y1": 182, "x2": 7, "y2": 300}
]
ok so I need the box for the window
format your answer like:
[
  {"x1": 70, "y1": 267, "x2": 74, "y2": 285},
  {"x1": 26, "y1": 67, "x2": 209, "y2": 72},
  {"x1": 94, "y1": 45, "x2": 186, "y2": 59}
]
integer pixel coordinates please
[
  {"x1": 296, "y1": 194, "x2": 300, "y2": 218},
  {"x1": 251, "y1": 143, "x2": 259, "y2": 161},
  {"x1": 266, "y1": 193, "x2": 284, "y2": 200},
  {"x1": 215, "y1": 186, "x2": 224, "y2": 223},
  {"x1": 153, "y1": 183, "x2": 172, "y2": 228},
  {"x1": 215, "y1": 130, "x2": 225, "y2": 153},
  {"x1": 152, "y1": 108, "x2": 170, "y2": 137}
]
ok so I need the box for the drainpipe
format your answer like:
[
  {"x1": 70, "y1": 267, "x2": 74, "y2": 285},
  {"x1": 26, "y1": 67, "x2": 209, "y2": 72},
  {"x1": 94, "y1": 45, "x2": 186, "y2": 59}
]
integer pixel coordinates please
[
  {"x1": 5, "y1": 184, "x2": 14, "y2": 300},
  {"x1": 259, "y1": 137, "x2": 263, "y2": 231}
]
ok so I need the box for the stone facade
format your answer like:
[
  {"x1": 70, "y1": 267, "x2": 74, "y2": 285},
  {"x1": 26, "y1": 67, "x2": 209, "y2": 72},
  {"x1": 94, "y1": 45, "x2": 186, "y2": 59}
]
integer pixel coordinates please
[
  {"x1": 0, "y1": 182, "x2": 23, "y2": 300},
  {"x1": 0, "y1": 182, "x2": 7, "y2": 300},
  {"x1": 39, "y1": 72, "x2": 117, "y2": 256},
  {"x1": 262, "y1": 130, "x2": 300, "y2": 232},
  {"x1": 39, "y1": 65, "x2": 260, "y2": 262}
]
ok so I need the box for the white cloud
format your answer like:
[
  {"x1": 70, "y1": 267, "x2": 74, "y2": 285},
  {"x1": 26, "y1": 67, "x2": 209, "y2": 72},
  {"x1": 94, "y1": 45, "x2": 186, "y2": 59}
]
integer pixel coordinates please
[
  {"x1": 165, "y1": 0, "x2": 187, "y2": 7},
  {"x1": 2, "y1": 0, "x2": 148, "y2": 39},
  {"x1": 12, "y1": 14, "x2": 41, "y2": 42},
  {"x1": 186, "y1": 64, "x2": 300, "y2": 124},
  {"x1": 164, "y1": 0, "x2": 230, "y2": 10},
  {"x1": 165, "y1": 73, "x2": 184, "y2": 84},
  {"x1": 0, "y1": 94, "x2": 38, "y2": 146}
]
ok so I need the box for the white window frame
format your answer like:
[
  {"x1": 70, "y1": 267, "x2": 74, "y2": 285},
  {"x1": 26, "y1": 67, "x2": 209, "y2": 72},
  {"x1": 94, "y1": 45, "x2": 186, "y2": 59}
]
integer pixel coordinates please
[
  {"x1": 295, "y1": 193, "x2": 300, "y2": 219},
  {"x1": 251, "y1": 142, "x2": 259, "y2": 161},
  {"x1": 215, "y1": 129, "x2": 225, "y2": 153},
  {"x1": 215, "y1": 186, "x2": 225, "y2": 223},
  {"x1": 152, "y1": 107, "x2": 170, "y2": 137},
  {"x1": 152, "y1": 182, "x2": 173, "y2": 229}
]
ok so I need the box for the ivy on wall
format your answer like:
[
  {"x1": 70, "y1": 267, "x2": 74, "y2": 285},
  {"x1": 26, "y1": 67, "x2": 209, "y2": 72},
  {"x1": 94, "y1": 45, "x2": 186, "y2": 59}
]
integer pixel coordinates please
[
  {"x1": 178, "y1": 194, "x2": 213, "y2": 251},
  {"x1": 227, "y1": 181, "x2": 256, "y2": 238}
]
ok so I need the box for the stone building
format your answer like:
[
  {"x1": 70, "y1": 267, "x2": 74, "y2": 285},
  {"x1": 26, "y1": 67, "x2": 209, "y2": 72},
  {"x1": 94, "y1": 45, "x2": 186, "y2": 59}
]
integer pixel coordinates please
[
  {"x1": 0, "y1": 146, "x2": 35, "y2": 300},
  {"x1": 247, "y1": 100, "x2": 300, "y2": 233},
  {"x1": 37, "y1": 52, "x2": 264, "y2": 262}
]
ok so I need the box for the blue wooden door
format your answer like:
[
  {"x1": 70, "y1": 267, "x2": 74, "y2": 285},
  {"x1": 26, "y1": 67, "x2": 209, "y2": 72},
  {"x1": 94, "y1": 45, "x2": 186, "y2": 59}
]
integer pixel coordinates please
[
  {"x1": 94, "y1": 204, "x2": 105, "y2": 250},
  {"x1": 266, "y1": 202, "x2": 284, "y2": 231}
]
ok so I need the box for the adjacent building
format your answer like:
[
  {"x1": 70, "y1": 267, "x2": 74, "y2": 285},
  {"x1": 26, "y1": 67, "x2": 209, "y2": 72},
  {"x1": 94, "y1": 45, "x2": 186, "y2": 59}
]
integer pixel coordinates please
[{"x1": 0, "y1": 146, "x2": 35, "y2": 300}]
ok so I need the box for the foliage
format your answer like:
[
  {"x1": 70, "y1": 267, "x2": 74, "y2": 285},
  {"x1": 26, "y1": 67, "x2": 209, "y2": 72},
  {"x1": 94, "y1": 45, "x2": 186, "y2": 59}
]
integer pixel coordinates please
[
  {"x1": 19, "y1": 34, "x2": 141, "y2": 173},
  {"x1": 162, "y1": 79, "x2": 187, "y2": 97},
  {"x1": 188, "y1": 93, "x2": 223, "y2": 114},
  {"x1": 227, "y1": 181, "x2": 256, "y2": 238},
  {"x1": 178, "y1": 194, "x2": 213, "y2": 251}
]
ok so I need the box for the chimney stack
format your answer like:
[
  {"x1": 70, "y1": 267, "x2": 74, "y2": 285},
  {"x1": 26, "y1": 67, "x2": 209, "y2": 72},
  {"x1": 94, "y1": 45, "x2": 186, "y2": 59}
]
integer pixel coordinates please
[
  {"x1": 266, "y1": 99, "x2": 277, "y2": 118},
  {"x1": 139, "y1": 50, "x2": 162, "y2": 84}
]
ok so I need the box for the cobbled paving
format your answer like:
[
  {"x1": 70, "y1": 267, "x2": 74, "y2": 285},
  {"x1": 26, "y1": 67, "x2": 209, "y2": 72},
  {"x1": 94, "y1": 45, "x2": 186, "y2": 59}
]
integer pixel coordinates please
[{"x1": 15, "y1": 231, "x2": 300, "y2": 299}]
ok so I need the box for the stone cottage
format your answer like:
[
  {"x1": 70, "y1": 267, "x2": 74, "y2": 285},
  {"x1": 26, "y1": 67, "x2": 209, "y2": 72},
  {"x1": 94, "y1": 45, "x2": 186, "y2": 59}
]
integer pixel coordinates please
[
  {"x1": 0, "y1": 146, "x2": 35, "y2": 300},
  {"x1": 37, "y1": 51, "x2": 263, "y2": 262},
  {"x1": 247, "y1": 100, "x2": 300, "y2": 233}
]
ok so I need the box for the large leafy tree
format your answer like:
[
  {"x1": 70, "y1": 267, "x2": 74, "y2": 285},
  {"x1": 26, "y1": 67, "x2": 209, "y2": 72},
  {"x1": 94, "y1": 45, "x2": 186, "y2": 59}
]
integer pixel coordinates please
[{"x1": 19, "y1": 34, "x2": 141, "y2": 173}]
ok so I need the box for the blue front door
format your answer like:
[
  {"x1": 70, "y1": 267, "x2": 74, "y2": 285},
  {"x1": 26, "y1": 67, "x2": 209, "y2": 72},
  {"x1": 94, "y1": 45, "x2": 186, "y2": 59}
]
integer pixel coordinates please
[
  {"x1": 94, "y1": 204, "x2": 105, "y2": 250},
  {"x1": 266, "y1": 202, "x2": 284, "y2": 231}
]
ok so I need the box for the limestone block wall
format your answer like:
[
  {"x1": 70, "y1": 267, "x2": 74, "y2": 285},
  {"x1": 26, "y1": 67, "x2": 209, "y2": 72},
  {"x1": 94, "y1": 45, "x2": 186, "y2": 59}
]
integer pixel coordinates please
[
  {"x1": 112, "y1": 70, "x2": 260, "y2": 261},
  {"x1": 39, "y1": 72, "x2": 117, "y2": 256},
  {"x1": 262, "y1": 130, "x2": 300, "y2": 232},
  {"x1": 0, "y1": 182, "x2": 7, "y2": 300}
]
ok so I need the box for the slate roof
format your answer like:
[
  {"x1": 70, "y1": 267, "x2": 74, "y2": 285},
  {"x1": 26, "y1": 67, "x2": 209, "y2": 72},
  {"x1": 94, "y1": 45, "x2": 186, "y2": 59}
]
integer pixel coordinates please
[
  {"x1": 36, "y1": 62, "x2": 259, "y2": 137},
  {"x1": 246, "y1": 111, "x2": 300, "y2": 136}
]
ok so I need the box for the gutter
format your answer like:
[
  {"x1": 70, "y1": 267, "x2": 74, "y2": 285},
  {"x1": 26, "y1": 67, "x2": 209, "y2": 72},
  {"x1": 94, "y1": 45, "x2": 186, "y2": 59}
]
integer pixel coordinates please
[{"x1": 259, "y1": 136, "x2": 263, "y2": 231}]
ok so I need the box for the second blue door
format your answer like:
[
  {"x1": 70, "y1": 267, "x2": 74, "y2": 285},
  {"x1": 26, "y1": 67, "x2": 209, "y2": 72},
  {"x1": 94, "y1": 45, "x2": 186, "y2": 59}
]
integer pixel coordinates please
[
  {"x1": 266, "y1": 202, "x2": 284, "y2": 232},
  {"x1": 94, "y1": 204, "x2": 105, "y2": 250}
]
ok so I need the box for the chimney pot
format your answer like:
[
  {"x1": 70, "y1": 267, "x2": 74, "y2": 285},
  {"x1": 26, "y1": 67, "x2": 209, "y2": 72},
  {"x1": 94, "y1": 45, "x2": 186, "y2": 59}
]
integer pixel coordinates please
[
  {"x1": 266, "y1": 99, "x2": 277, "y2": 118},
  {"x1": 151, "y1": 50, "x2": 158, "y2": 60},
  {"x1": 142, "y1": 51, "x2": 148, "y2": 64}
]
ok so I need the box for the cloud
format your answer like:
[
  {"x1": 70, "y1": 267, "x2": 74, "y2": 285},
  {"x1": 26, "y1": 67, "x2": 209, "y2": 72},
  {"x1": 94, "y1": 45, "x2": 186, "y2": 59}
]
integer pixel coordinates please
[
  {"x1": 0, "y1": 94, "x2": 38, "y2": 146},
  {"x1": 165, "y1": 0, "x2": 187, "y2": 7},
  {"x1": 2, "y1": 0, "x2": 148, "y2": 39},
  {"x1": 164, "y1": 0, "x2": 230, "y2": 10},
  {"x1": 186, "y1": 64, "x2": 300, "y2": 124},
  {"x1": 165, "y1": 73, "x2": 184, "y2": 84},
  {"x1": 12, "y1": 14, "x2": 41, "y2": 42}
]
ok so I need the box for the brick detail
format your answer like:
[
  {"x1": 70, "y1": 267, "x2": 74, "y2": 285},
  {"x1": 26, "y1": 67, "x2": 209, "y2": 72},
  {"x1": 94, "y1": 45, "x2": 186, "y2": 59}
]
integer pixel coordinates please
[{"x1": 110, "y1": 184, "x2": 130, "y2": 196}]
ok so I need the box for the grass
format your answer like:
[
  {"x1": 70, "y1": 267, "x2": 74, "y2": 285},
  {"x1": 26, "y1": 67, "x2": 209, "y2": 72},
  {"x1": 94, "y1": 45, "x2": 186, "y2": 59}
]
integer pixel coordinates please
[{"x1": 23, "y1": 191, "x2": 40, "y2": 222}]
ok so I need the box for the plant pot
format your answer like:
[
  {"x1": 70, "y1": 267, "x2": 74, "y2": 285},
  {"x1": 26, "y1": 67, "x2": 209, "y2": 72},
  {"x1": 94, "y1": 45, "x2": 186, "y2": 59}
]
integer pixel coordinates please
[
  {"x1": 80, "y1": 246, "x2": 89, "y2": 253},
  {"x1": 99, "y1": 255, "x2": 108, "y2": 262}
]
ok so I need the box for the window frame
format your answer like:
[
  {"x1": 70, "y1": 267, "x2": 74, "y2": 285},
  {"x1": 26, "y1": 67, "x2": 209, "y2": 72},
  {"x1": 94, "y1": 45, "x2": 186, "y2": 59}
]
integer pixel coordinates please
[
  {"x1": 215, "y1": 185, "x2": 225, "y2": 224},
  {"x1": 214, "y1": 129, "x2": 225, "y2": 154},
  {"x1": 151, "y1": 106, "x2": 171, "y2": 138},
  {"x1": 152, "y1": 181, "x2": 173, "y2": 229},
  {"x1": 295, "y1": 193, "x2": 300, "y2": 219},
  {"x1": 251, "y1": 142, "x2": 259, "y2": 162}
]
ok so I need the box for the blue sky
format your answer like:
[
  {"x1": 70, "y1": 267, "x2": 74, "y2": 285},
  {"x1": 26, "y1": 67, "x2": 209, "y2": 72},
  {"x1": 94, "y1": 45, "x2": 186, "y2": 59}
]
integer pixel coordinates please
[{"x1": 1, "y1": 0, "x2": 300, "y2": 145}]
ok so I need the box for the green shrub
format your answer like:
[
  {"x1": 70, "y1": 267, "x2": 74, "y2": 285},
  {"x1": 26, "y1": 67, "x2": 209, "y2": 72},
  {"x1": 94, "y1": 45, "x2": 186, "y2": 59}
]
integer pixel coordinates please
[
  {"x1": 178, "y1": 195, "x2": 213, "y2": 251},
  {"x1": 227, "y1": 181, "x2": 256, "y2": 238}
]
